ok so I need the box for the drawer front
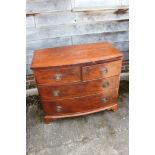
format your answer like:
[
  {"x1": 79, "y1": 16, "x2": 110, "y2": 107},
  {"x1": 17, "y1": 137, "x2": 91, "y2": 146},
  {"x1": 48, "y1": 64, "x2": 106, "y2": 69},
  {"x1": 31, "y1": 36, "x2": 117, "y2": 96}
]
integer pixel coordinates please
[
  {"x1": 42, "y1": 89, "x2": 118, "y2": 115},
  {"x1": 34, "y1": 66, "x2": 81, "y2": 85},
  {"x1": 82, "y1": 60, "x2": 122, "y2": 81},
  {"x1": 38, "y1": 76, "x2": 120, "y2": 100}
]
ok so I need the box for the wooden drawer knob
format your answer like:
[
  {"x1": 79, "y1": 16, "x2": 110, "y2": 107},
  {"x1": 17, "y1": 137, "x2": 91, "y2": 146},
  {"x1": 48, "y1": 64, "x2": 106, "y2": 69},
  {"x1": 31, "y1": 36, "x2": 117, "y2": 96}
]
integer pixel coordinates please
[
  {"x1": 102, "y1": 81, "x2": 109, "y2": 88},
  {"x1": 53, "y1": 90, "x2": 60, "y2": 96},
  {"x1": 55, "y1": 106, "x2": 62, "y2": 112},
  {"x1": 100, "y1": 67, "x2": 108, "y2": 75},
  {"x1": 101, "y1": 98, "x2": 108, "y2": 104},
  {"x1": 53, "y1": 73, "x2": 62, "y2": 81}
]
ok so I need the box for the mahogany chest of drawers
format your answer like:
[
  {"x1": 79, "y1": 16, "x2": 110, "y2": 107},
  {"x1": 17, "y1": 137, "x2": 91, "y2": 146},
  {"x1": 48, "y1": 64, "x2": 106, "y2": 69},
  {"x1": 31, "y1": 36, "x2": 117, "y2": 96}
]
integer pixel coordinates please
[{"x1": 31, "y1": 42, "x2": 123, "y2": 123}]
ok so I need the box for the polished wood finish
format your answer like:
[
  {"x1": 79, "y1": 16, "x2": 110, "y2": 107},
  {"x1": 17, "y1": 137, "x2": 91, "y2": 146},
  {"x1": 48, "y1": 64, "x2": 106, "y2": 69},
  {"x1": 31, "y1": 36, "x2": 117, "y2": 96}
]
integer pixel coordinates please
[
  {"x1": 82, "y1": 60, "x2": 122, "y2": 81},
  {"x1": 31, "y1": 42, "x2": 123, "y2": 123},
  {"x1": 44, "y1": 103, "x2": 118, "y2": 123},
  {"x1": 31, "y1": 42, "x2": 122, "y2": 69},
  {"x1": 34, "y1": 66, "x2": 81, "y2": 85},
  {"x1": 42, "y1": 89, "x2": 118, "y2": 115},
  {"x1": 38, "y1": 76, "x2": 119, "y2": 101}
]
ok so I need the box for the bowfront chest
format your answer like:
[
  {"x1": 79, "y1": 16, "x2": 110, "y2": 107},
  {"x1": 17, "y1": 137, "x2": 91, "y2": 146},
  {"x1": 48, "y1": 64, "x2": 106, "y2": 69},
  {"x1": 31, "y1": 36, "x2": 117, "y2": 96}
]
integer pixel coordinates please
[{"x1": 31, "y1": 42, "x2": 123, "y2": 123}]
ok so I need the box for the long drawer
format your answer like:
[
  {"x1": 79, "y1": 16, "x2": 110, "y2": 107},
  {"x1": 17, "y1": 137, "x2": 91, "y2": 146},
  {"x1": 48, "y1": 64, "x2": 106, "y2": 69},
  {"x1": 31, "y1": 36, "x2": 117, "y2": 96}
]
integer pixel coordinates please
[
  {"x1": 82, "y1": 60, "x2": 122, "y2": 81},
  {"x1": 38, "y1": 75, "x2": 120, "y2": 101},
  {"x1": 42, "y1": 89, "x2": 118, "y2": 115}
]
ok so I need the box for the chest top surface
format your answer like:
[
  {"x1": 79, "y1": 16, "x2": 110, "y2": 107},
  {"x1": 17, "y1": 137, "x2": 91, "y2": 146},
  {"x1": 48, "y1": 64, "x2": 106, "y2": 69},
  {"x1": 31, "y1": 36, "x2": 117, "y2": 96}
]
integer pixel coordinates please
[{"x1": 31, "y1": 42, "x2": 123, "y2": 69}]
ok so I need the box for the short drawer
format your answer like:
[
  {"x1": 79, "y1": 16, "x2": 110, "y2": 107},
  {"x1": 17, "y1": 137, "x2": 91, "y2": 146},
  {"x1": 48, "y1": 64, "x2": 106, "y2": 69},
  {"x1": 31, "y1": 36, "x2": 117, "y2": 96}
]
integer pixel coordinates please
[
  {"x1": 38, "y1": 76, "x2": 120, "y2": 101},
  {"x1": 82, "y1": 60, "x2": 122, "y2": 81},
  {"x1": 34, "y1": 66, "x2": 81, "y2": 85},
  {"x1": 42, "y1": 89, "x2": 118, "y2": 115}
]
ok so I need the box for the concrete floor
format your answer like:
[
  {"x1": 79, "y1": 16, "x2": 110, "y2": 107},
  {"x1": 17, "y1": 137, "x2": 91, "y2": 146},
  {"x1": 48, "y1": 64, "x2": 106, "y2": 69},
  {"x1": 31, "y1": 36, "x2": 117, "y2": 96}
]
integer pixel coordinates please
[{"x1": 26, "y1": 81, "x2": 129, "y2": 155}]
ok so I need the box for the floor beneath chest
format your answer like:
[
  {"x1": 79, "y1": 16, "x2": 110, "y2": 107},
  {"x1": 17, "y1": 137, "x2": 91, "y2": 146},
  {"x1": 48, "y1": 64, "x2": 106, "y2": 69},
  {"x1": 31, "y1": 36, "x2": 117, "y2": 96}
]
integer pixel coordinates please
[{"x1": 26, "y1": 81, "x2": 129, "y2": 155}]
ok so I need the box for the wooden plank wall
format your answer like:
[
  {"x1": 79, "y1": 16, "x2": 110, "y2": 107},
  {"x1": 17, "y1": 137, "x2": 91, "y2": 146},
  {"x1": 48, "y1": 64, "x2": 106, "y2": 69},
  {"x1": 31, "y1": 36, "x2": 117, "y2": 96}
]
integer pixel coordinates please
[{"x1": 26, "y1": 0, "x2": 129, "y2": 74}]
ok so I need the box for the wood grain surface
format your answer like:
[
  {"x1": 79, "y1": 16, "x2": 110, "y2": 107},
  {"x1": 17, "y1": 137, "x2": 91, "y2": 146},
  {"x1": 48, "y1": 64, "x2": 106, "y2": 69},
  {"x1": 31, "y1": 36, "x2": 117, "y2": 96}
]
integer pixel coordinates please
[
  {"x1": 34, "y1": 66, "x2": 81, "y2": 85},
  {"x1": 31, "y1": 42, "x2": 122, "y2": 68},
  {"x1": 42, "y1": 89, "x2": 118, "y2": 115},
  {"x1": 82, "y1": 60, "x2": 122, "y2": 81},
  {"x1": 31, "y1": 42, "x2": 123, "y2": 123},
  {"x1": 38, "y1": 76, "x2": 119, "y2": 100}
]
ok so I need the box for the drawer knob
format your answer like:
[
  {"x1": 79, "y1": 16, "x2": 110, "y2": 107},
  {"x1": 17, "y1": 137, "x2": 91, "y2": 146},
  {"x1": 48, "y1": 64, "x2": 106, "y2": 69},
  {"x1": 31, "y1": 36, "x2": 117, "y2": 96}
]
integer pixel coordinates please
[
  {"x1": 53, "y1": 73, "x2": 62, "y2": 81},
  {"x1": 56, "y1": 106, "x2": 62, "y2": 112},
  {"x1": 101, "y1": 98, "x2": 108, "y2": 104},
  {"x1": 53, "y1": 90, "x2": 60, "y2": 96},
  {"x1": 101, "y1": 67, "x2": 108, "y2": 75},
  {"x1": 102, "y1": 81, "x2": 109, "y2": 88}
]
